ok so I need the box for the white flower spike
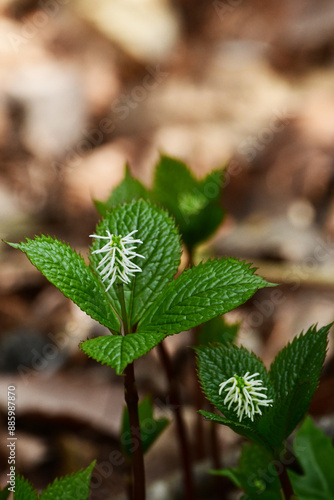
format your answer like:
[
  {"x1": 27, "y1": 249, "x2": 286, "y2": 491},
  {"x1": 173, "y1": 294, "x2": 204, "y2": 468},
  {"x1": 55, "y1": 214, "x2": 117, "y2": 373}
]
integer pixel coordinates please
[
  {"x1": 89, "y1": 230, "x2": 144, "y2": 291},
  {"x1": 218, "y1": 372, "x2": 273, "y2": 422}
]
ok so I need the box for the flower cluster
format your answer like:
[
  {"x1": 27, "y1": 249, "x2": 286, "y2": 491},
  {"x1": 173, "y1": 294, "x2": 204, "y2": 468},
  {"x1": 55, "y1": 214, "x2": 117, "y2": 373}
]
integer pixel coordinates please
[
  {"x1": 90, "y1": 230, "x2": 144, "y2": 291},
  {"x1": 218, "y1": 372, "x2": 273, "y2": 422}
]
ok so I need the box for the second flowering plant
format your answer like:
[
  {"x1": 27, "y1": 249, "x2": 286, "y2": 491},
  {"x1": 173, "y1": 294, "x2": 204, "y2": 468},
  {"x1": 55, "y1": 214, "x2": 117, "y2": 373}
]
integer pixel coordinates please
[{"x1": 195, "y1": 323, "x2": 331, "y2": 499}]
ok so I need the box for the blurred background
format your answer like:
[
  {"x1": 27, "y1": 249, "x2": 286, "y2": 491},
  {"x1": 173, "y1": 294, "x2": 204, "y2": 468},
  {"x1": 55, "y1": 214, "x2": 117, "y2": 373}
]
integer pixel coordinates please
[{"x1": 1, "y1": 0, "x2": 334, "y2": 498}]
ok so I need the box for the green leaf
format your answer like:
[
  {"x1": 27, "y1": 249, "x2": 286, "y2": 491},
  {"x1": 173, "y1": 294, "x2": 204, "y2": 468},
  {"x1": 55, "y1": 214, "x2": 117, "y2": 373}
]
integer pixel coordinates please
[
  {"x1": 80, "y1": 332, "x2": 166, "y2": 374},
  {"x1": 0, "y1": 485, "x2": 11, "y2": 500},
  {"x1": 197, "y1": 316, "x2": 240, "y2": 346},
  {"x1": 289, "y1": 416, "x2": 334, "y2": 499},
  {"x1": 258, "y1": 324, "x2": 331, "y2": 449},
  {"x1": 14, "y1": 477, "x2": 38, "y2": 500},
  {"x1": 199, "y1": 410, "x2": 271, "y2": 450},
  {"x1": 121, "y1": 395, "x2": 169, "y2": 458},
  {"x1": 138, "y1": 258, "x2": 273, "y2": 335},
  {"x1": 196, "y1": 344, "x2": 275, "y2": 451},
  {"x1": 211, "y1": 442, "x2": 282, "y2": 500},
  {"x1": 153, "y1": 155, "x2": 225, "y2": 249},
  {"x1": 95, "y1": 165, "x2": 151, "y2": 216},
  {"x1": 14, "y1": 463, "x2": 96, "y2": 500},
  {"x1": 7, "y1": 237, "x2": 120, "y2": 332},
  {"x1": 40, "y1": 461, "x2": 96, "y2": 500},
  {"x1": 90, "y1": 200, "x2": 181, "y2": 327}
]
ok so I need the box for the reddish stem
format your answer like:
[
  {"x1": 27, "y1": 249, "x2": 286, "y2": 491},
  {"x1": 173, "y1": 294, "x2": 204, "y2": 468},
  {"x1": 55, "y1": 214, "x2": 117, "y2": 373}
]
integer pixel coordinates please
[{"x1": 158, "y1": 341, "x2": 195, "y2": 500}]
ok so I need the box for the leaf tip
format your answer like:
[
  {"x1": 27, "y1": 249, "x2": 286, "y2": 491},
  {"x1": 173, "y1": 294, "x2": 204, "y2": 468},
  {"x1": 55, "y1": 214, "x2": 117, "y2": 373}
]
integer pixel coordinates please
[{"x1": 3, "y1": 240, "x2": 20, "y2": 249}]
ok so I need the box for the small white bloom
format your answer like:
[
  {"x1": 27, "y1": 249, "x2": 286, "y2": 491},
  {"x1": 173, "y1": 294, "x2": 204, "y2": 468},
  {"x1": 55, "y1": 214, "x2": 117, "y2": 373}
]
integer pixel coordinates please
[
  {"x1": 218, "y1": 372, "x2": 273, "y2": 422},
  {"x1": 89, "y1": 229, "x2": 144, "y2": 291}
]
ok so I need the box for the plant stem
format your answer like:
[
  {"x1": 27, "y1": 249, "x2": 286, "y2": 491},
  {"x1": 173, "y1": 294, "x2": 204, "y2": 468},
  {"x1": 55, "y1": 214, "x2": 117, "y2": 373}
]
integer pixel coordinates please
[
  {"x1": 276, "y1": 459, "x2": 294, "y2": 500},
  {"x1": 118, "y1": 283, "x2": 145, "y2": 500},
  {"x1": 158, "y1": 341, "x2": 194, "y2": 500},
  {"x1": 117, "y1": 283, "x2": 130, "y2": 335},
  {"x1": 209, "y1": 418, "x2": 221, "y2": 470},
  {"x1": 125, "y1": 461, "x2": 134, "y2": 500},
  {"x1": 124, "y1": 362, "x2": 145, "y2": 500}
]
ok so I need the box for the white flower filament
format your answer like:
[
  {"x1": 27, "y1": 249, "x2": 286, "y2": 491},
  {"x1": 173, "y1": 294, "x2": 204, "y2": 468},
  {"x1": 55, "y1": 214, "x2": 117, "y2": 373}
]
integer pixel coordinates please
[
  {"x1": 90, "y1": 229, "x2": 144, "y2": 291},
  {"x1": 218, "y1": 372, "x2": 273, "y2": 422}
]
